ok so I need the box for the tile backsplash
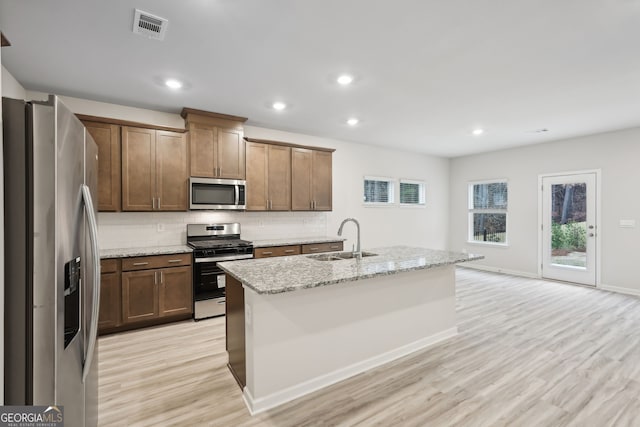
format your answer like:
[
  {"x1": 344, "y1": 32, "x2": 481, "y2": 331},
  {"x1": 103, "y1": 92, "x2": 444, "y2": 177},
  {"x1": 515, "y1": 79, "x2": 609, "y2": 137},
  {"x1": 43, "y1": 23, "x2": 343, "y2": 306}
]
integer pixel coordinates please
[{"x1": 98, "y1": 211, "x2": 328, "y2": 249}]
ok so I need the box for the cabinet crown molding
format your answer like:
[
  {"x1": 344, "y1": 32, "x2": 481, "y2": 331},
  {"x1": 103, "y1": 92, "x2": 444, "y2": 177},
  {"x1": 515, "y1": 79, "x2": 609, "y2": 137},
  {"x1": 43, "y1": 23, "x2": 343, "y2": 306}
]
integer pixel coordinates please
[
  {"x1": 181, "y1": 107, "x2": 248, "y2": 129},
  {"x1": 77, "y1": 114, "x2": 186, "y2": 133},
  {"x1": 244, "y1": 137, "x2": 336, "y2": 153}
]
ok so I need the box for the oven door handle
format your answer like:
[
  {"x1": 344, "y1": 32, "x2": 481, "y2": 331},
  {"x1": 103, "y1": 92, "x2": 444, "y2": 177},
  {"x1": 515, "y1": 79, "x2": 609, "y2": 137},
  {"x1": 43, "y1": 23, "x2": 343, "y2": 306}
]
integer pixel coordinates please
[
  {"x1": 200, "y1": 271, "x2": 224, "y2": 276},
  {"x1": 235, "y1": 184, "x2": 240, "y2": 206},
  {"x1": 195, "y1": 254, "x2": 254, "y2": 263}
]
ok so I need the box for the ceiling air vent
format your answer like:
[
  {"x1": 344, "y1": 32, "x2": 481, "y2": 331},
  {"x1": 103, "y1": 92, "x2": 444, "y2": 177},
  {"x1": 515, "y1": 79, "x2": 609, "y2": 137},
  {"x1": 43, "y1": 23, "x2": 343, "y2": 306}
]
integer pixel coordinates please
[{"x1": 132, "y1": 9, "x2": 168, "y2": 40}]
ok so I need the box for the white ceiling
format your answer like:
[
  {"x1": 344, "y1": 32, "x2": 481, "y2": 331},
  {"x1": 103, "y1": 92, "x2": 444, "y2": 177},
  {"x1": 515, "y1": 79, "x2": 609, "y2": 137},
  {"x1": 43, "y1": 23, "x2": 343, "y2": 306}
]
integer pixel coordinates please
[{"x1": 2, "y1": 0, "x2": 640, "y2": 157}]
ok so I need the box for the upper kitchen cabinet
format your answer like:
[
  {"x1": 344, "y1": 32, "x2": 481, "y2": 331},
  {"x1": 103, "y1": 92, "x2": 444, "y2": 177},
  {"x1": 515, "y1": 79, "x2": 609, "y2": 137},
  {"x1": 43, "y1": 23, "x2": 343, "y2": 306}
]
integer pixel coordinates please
[
  {"x1": 181, "y1": 108, "x2": 248, "y2": 180},
  {"x1": 246, "y1": 140, "x2": 291, "y2": 211},
  {"x1": 121, "y1": 126, "x2": 188, "y2": 211},
  {"x1": 81, "y1": 120, "x2": 121, "y2": 211},
  {"x1": 292, "y1": 147, "x2": 334, "y2": 211}
]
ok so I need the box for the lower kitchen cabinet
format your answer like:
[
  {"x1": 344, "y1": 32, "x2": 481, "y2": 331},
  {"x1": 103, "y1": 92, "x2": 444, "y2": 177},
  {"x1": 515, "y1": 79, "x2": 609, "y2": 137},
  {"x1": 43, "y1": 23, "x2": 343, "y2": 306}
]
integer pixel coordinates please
[
  {"x1": 99, "y1": 259, "x2": 122, "y2": 333},
  {"x1": 254, "y1": 241, "x2": 343, "y2": 259},
  {"x1": 122, "y1": 269, "x2": 160, "y2": 324},
  {"x1": 159, "y1": 266, "x2": 192, "y2": 317},
  {"x1": 301, "y1": 242, "x2": 344, "y2": 254},
  {"x1": 100, "y1": 254, "x2": 192, "y2": 335}
]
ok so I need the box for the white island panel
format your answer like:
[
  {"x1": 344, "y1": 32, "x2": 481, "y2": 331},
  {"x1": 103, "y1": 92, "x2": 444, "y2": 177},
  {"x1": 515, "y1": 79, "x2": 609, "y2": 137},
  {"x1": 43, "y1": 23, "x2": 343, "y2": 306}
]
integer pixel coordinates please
[{"x1": 243, "y1": 265, "x2": 457, "y2": 414}]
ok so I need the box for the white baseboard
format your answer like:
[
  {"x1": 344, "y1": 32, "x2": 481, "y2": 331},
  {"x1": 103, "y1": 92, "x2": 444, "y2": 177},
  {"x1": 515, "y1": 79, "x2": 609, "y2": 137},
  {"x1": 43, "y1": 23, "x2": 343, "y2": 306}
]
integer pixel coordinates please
[
  {"x1": 458, "y1": 263, "x2": 539, "y2": 279},
  {"x1": 599, "y1": 283, "x2": 640, "y2": 297},
  {"x1": 242, "y1": 327, "x2": 459, "y2": 415}
]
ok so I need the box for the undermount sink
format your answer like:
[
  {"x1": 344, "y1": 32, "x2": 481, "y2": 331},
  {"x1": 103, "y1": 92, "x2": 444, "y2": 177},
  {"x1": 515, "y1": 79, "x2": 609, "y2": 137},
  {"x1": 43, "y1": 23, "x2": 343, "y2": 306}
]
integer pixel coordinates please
[{"x1": 307, "y1": 251, "x2": 378, "y2": 261}]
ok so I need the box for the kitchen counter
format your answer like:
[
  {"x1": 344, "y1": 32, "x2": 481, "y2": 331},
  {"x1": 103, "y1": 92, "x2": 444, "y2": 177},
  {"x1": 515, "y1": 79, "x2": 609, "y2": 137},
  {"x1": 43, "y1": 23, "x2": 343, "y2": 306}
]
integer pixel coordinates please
[
  {"x1": 219, "y1": 246, "x2": 482, "y2": 294},
  {"x1": 99, "y1": 245, "x2": 193, "y2": 259},
  {"x1": 250, "y1": 236, "x2": 345, "y2": 248},
  {"x1": 223, "y1": 245, "x2": 483, "y2": 414}
]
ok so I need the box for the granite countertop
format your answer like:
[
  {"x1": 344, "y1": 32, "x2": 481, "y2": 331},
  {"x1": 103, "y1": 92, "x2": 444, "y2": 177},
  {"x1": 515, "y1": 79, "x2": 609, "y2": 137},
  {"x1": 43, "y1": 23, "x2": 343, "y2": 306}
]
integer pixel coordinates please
[
  {"x1": 219, "y1": 246, "x2": 483, "y2": 295},
  {"x1": 100, "y1": 245, "x2": 193, "y2": 259},
  {"x1": 251, "y1": 236, "x2": 346, "y2": 248}
]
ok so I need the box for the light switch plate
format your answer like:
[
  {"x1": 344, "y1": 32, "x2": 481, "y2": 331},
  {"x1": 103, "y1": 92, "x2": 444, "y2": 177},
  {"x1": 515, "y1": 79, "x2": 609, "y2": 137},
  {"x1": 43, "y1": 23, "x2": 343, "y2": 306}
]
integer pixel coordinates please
[{"x1": 619, "y1": 219, "x2": 636, "y2": 228}]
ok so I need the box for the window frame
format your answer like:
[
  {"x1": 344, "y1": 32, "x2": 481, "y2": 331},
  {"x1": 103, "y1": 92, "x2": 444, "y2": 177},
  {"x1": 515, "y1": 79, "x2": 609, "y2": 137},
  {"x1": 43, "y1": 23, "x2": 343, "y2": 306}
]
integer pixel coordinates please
[
  {"x1": 467, "y1": 179, "x2": 509, "y2": 246},
  {"x1": 399, "y1": 178, "x2": 426, "y2": 207},
  {"x1": 363, "y1": 175, "x2": 396, "y2": 207}
]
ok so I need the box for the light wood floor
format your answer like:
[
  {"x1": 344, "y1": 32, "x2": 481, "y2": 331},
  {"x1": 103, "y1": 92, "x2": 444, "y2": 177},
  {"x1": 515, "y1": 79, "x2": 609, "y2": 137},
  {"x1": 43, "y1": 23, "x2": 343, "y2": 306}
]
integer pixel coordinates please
[{"x1": 98, "y1": 268, "x2": 640, "y2": 426}]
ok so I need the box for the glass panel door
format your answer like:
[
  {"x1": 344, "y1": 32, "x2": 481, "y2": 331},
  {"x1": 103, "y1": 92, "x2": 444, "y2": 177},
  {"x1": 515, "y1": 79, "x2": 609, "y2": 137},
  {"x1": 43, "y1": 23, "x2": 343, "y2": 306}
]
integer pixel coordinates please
[{"x1": 541, "y1": 173, "x2": 597, "y2": 285}]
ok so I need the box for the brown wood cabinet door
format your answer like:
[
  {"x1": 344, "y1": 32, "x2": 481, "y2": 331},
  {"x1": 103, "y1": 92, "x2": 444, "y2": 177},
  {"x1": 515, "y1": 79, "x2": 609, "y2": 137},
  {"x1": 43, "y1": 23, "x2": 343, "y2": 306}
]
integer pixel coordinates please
[
  {"x1": 245, "y1": 142, "x2": 269, "y2": 211},
  {"x1": 301, "y1": 241, "x2": 343, "y2": 254},
  {"x1": 226, "y1": 275, "x2": 246, "y2": 387},
  {"x1": 291, "y1": 147, "x2": 313, "y2": 211},
  {"x1": 156, "y1": 131, "x2": 188, "y2": 211},
  {"x1": 122, "y1": 127, "x2": 155, "y2": 211},
  {"x1": 159, "y1": 266, "x2": 192, "y2": 317},
  {"x1": 122, "y1": 269, "x2": 159, "y2": 324},
  {"x1": 312, "y1": 150, "x2": 333, "y2": 211},
  {"x1": 217, "y1": 128, "x2": 245, "y2": 179},
  {"x1": 268, "y1": 145, "x2": 291, "y2": 210},
  {"x1": 83, "y1": 121, "x2": 121, "y2": 212},
  {"x1": 99, "y1": 271, "x2": 121, "y2": 332},
  {"x1": 189, "y1": 123, "x2": 216, "y2": 178},
  {"x1": 254, "y1": 245, "x2": 301, "y2": 258}
]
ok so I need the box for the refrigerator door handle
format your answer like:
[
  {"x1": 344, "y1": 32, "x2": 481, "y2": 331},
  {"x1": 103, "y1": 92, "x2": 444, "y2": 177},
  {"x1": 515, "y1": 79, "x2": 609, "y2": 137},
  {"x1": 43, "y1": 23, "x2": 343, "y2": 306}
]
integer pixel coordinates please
[{"x1": 81, "y1": 184, "x2": 101, "y2": 383}]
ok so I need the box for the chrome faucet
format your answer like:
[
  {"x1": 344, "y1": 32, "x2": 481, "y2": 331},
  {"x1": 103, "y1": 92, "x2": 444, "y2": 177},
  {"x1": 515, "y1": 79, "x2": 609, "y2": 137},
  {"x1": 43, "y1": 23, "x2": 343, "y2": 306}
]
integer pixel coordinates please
[{"x1": 338, "y1": 218, "x2": 361, "y2": 258}]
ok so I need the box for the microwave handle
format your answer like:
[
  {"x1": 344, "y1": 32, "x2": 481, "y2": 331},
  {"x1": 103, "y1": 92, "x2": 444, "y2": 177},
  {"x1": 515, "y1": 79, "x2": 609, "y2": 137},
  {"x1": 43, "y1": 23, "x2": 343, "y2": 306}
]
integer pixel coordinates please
[{"x1": 235, "y1": 184, "x2": 239, "y2": 206}]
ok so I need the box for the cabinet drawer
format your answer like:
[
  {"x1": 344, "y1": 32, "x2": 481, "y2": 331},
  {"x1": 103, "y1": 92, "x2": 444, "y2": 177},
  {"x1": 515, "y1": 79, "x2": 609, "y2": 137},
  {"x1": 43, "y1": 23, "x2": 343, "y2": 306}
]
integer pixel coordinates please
[
  {"x1": 100, "y1": 258, "x2": 120, "y2": 273},
  {"x1": 254, "y1": 245, "x2": 301, "y2": 258},
  {"x1": 301, "y1": 242, "x2": 343, "y2": 254},
  {"x1": 122, "y1": 253, "x2": 192, "y2": 271}
]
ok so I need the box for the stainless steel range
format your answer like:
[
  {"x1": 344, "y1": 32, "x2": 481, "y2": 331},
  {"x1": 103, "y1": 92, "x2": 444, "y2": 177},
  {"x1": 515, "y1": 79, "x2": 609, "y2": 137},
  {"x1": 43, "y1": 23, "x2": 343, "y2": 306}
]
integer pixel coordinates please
[{"x1": 187, "y1": 223, "x2": 254, "y2": 320}]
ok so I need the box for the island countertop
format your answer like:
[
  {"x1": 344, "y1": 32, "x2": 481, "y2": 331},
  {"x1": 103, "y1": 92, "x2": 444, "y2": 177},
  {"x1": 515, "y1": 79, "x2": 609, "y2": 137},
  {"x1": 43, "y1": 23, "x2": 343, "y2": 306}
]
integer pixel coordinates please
[{"x1": 218, "y1": 246, "x2": 483, "y2": 295}]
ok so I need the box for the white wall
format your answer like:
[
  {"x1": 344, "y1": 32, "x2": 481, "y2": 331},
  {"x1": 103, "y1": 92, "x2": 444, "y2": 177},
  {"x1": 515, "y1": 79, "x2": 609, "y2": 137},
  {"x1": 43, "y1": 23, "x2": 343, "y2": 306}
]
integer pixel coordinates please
[{"x1": 450, "y1": 127, "x2": 640, "y2": 293}]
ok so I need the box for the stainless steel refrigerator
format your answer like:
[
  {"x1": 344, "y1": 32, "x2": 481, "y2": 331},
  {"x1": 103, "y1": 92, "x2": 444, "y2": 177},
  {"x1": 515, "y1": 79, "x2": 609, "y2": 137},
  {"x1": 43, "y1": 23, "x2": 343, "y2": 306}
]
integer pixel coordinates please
[{"x1": 3, "y1": 95, "x2": 100, "y2": 427}]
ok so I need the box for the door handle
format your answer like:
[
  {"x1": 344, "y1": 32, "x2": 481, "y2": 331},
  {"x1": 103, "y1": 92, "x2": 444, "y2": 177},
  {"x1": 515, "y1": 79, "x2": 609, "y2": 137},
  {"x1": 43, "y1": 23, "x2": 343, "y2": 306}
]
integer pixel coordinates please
[
  {"x1": 158, "y1": 197, "x2": 161, "y2": 210},
  {"x1": 167, "y1": 259, "x2": 183, "y2": 263},
  {"x1": 81, "y1": 185, "x2": 100, "y2": 383},
  {"x1": 133, "y1": 262, "x2": 149, "y2": 266}
]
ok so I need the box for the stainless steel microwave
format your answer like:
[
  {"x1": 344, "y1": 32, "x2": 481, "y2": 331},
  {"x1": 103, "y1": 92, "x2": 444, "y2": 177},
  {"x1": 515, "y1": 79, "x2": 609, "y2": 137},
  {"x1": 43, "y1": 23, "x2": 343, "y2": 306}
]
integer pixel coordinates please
[{"x1": 189, "y1": 177, "x2": 246, "y2": 210}]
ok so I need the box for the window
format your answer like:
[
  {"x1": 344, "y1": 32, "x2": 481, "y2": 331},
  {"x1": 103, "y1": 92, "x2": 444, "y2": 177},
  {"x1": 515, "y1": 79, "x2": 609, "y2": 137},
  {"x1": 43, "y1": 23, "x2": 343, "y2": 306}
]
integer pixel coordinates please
[
  {"x1": 363, "y1": 176, "x2": 395, "y2": 205},
  {"x1": 468, "y1": 180, "x2": 508, "y2": 244},
  {"x1": 399, "y1": 179, "x2": 425, "y2": 206}
]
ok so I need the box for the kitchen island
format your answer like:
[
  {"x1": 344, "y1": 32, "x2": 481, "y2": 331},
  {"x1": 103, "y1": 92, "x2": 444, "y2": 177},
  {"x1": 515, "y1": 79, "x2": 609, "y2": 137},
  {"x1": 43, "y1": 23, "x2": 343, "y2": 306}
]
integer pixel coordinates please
[{"x1": 219, "y1": 246, "x2": 482, "y2": 414}]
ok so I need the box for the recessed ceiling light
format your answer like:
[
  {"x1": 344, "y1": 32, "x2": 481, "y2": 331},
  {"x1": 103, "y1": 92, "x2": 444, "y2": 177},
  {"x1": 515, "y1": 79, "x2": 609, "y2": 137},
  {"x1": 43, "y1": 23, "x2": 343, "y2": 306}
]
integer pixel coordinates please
[
  {"x1": 472, "y1": 128, "x2": 484, "y2": 136},
  {"x1": 165, "y1": 79, "x2": 183, "y2": 89},
  {"x1": 337, "y1": 74, "x2": 354, "y2": 85},
  {"x1": 272, "y1": 102, "x2": 287, "y2": 111},
  {"x1": 346, "y1": 118, "x2": 359, "y2": 126}
]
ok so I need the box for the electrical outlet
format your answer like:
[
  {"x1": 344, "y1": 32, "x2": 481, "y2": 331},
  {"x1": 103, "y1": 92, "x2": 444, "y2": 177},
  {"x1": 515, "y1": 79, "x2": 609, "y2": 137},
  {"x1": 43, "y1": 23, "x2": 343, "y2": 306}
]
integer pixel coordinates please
[{"x1": 157, "y1": 223, "x2": 165, "y2": 232}]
